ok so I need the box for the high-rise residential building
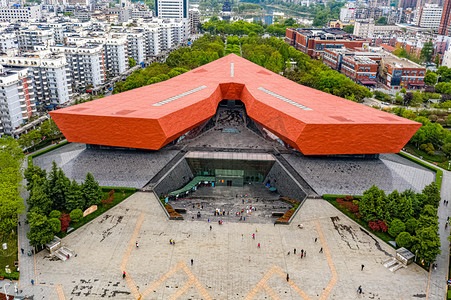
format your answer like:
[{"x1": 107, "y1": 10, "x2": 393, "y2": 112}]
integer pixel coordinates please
[
  {"x1": 104, "y1": 36, "x2": 128, "y2": 77},
  {"x1": 443, "y1": 48, "x2": 451, "y2": 66},
  {"x1": 0, "y1": 32, "x2": 17, "y2": 54},
  {"x1": 399, "y1": 0, "x2": 417, "y2": 9},
  {"x1": 127, "y1": 31, "x2": 145, "y2": 64},
  {"x1": 0, "y1": 6, "x2": 41, "y2": 22},
  {"x1": 0, "y1": 65, "x2": 36, "y2": 136},
  {"x1": 439, "y1": 0, "x2": 451, "y2": 36},
  {"x1": 18, "y1": 27, "x2": 55, "y2": 51},
  {"x1": 155, "y1": 0, "x2": 188, "y2": 19},
  {"x1": 416, "y1": 4, "x2": 443, "y2": 30},
  {"x1": 44, "y1": 44, "x2": 106, "y2": 90},
  {"x1": 189, "y1": 10, "x2": 199, "y2": 34},
  {"x1": 0, "y1": 54, "x2": 72, "y2": 108}
]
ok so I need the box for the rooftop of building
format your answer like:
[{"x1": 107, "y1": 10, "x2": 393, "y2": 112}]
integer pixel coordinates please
[
  {"x1": 382, "y1": 54, "x2": 424, "y2": 69},
  {"x1": 343, "y1": 55, "x2": 379, "y2": 65}
]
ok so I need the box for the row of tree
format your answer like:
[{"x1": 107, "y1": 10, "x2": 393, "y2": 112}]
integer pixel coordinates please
[
  {"x1": 358, "y1": 183, "x2": 441, "y2": 264},
  {"x1": 0, "y1": 137, "x2": 25, "y2": 238},
  {"x1": 25, "y1": 162, "x2": 103, "y2": 246},
  {"x1": 17, "y1": 119, "x2": 61, "y2": 150}
]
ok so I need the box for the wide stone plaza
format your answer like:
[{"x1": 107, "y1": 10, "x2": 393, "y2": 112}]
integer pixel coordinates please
[{"x1": 33, "y1": 192, "x2": 428, "y2": 299}]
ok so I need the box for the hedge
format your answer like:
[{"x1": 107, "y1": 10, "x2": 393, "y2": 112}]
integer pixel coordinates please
[
  {"x1": 0, "y1": 270, "x2": 19, "y2": 280},
  {"x1": 29, "y1": 140, "x2": 69, "y2": 159},
  {"x1": 101, "y1": 186, "x2": 137, "y2": 192},
  {"x1": 322, "y1": 194, "x2": 362, "y2": 201}
]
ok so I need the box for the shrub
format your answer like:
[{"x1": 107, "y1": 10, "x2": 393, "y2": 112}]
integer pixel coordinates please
[
  {"x1": 344, "y1": 195, "x2": 354, "y2": 201},
  {"x1": 388, "y1": 218, "x2": 406, "y2": 238},
  {"x1": 405, "y1": 218, "x2": 418, "y2": 234},
  {"x1": 49, "y1": 218, "x2": 61, "y2": 233},
  {"x1": 60, "y1": 213, "x2": 71, "y2": 232},
  {"x1": 395, "y1": 232, "x2": 412, "y2": 248},
  {"x1": 368, "y1": 220, "x2": 388, "y2": 232},
  {"x1": 49, "y1": 210, "x2": 62, "y2": 219},
  {"x1": 70, "y1": 209, "x2": 83, "y2": 223}
]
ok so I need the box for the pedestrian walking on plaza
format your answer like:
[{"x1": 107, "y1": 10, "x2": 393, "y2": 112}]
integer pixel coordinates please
[
  {"x1": 304, "y1": 251, "x2": 306, "y2": 258},
  {"x1": 191, "y1": 259, "x2": 194, "y2": 266},
  {"x1": 210, "y1": 225, "x2": 212, "y2": 230},
  {"x1": 301, "y1": 253, "x2": 304, "y2": 259},
  {"x1": 18, "y1": 221, "x2": 21, "y2": 226},
  {"x1": 258, "y1": 243, "x2": 260, "y2": 248},
  {"x1": 136, "y1": 241, "x2": 139, "y2": 248},
  {"x1": 21, "y1": 248, "x2": 24, "y2": 254},
  {"x1": 315, "y1": 238, "x2": 318, "y2": 243},
  {"x1": 31, "y1": 279, "x2": 34, "y2": 285},
  {"x1": 357, "y1": 285, "x2": 362, "y2": 294},
  {"x1": 123, "y1": 271, "x2": 126, "y2": 279},
  {"x1": 287, "y1": 251, "x2": 290, "y2": 255},
  {"x1": 361, "y1": 264, "x2": 364, "y2": 271},
  {"x1": 294, "y1": 248, "x2": 296, "y2": 255},
  {"x1": 249, "y1": 256, "x2": 251, "y2": 262},
  {"x1": 286, "y1": 274, "x2": 289, "y2": 282},
  {"x1": 252, "y1": 234, "x2": 255, "y2": 239},
  {"x1": 301, "y1": 249, "x2": 304, "y2": 255},
  {"x1": 319, "y1": 247, "x2": 323, "y2": 253}
]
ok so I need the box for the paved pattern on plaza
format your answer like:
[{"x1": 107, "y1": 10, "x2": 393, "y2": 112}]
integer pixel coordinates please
[
  {"x1": 33, "y1": 143, "x2": 179, "y2": 188},
  {"x1": 283, "y1": 153, "x2": 436, "y2": 195},
  {"x1": 34, "y1": 192, "x2": 427, "y2": 299}
]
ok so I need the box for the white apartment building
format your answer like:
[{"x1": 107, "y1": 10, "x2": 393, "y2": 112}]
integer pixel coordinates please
[
  {"x1": 30, "y1": 22, "x2": 65, "y2": 45},
  {"x1": 353, "y1": 19, "x2": 400, "y2": 38},
  {"x1": 18, "y1": 27, "x2": 55, "y2": 50},
  {"x1": 0, "y1": 65, "x2": 36, "y2": 136},
  {"x1": 44, "y1": 44, "x2": 106, "y2": 89},
  {"x1": 0, "y1": 54, "x2": 72, "y2": 107},
  {"x1": 127, "y1": 31, "x2": 145, "y2": 64},
  {"x1": 0, "y1": 32, "x2": 17, "y2": 54},
  {"x1": 131, "y1": 8, "x2": 152, "y2": 20},
  {"x1": 415, "y1": 4, "x2": 443, "y2": 30},
  {"x1": 104, "y1": 36, "x2": 128, "y2": 77},
  {"x1": 155, "y1": 0, "x2": 188, "y2": 19},
  {"x1": 0, "y1": 6, "x2": 41, "y2": 22},
  {"x1": 443, "y1": 49, "x2": 451, "y2": 67},
  {"x1": 142, "y1": 26, "x2": 160, "y2": 56}
]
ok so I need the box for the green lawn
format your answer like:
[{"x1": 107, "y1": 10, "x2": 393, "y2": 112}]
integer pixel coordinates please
[
  {"x1": 58, "y1": 187, "x2": 136, "y2": 238},
  {"x1": 0, "y1": 233, "x2": 19, "y2": 280}
]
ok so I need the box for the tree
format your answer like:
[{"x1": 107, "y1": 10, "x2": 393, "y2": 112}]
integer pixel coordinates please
[
  {"x1": 48, "y1": 218, "x2": 61, "y2": 234},
  {"x1": 435, "y1": 54, "x2": 441, "y2": 67},
  {"x1": 70, "y1": 209, "x2": 83, "y2": 223},
  {"x1": 24, "y1": 164, "x2": 46, "y2": 191},
  {"x1": 422, "y1": 183, "x2": 441, "y2": 207},
  {"x1": 49, "y1": 210, "x2": 62, "y2": 219},
  {"x1": 424, "y1": 71, "x2": 438, "y2": 85},
  {"x1": 27, "y1": 212, "x2": 54, "y2": 247},
  {"x1": 421, "y1": 41, "x2": 434, "y2": 63},
  {"x1": 388, "y1": 218, "x2": 406, "y2": 238},
  {"x1": 376, "y1": 17, "x2": 387, "y2": 25},
  {"x1": 27, "y1": 179, "x2": 53, "y2": 215},
  {"x1": 59, "y1": 213, "x2": 71, "y2": 232},
  {"x1": 82, "y1": 173, "x2": 103, "y2": 209},
  {"x1": 443, "y1": 143, "x2": 451, "y2": 158},
  {"x1": 65, "y1": 180, "x2": 84, "y2": 211},
  {"x1": 128, "y1": 57, "x2": 137, "y2": 68},
  {"x1": 46, "y1": 162, "x2": 70, "y2": 211},
  {"x1": 412, "y1": 226, "x2": 441, "y2": 263},
  {"x1": 359, "y1": 185, "x2": 386, "y2": 222},
  {"x1": 396, "y1": 232, "x2": 412, "y2": 248},
  {"x1": 0, "y1": 182, "x2": 24, "y2": 237},
  {"x1": 405, "y1": 218, "x2": 418, "y2": 234},
  {"x1": 343, "y1": 25, "x2": 354, "y2": 34}
]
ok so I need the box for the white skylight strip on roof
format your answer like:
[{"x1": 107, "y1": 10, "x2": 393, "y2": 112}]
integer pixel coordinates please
[
  {"x1": 152, "y1": 85, "x2": 207, "y2": 106},
  {"x1": 257, "y1": 87, "x2": 312, "y2": 111},
  {"x1": 231, "y1": 63, "x2": 234, "y2": 77}
]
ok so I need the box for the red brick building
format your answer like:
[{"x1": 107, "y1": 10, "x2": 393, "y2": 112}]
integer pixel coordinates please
[
  {"x1": 285, "y1": 28, "x2": 369, "y2": 59},
  {"x1": 323, "y1": 48, "x2": 380, "y2": 86},
  {"x1": 379, "y1": 55, "x2": 426, "y2": 90}
]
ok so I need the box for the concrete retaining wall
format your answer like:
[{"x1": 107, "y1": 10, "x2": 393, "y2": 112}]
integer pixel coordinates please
[
  {"x1": 154, "y1": 159, "x2": 194, "y2": 197},
  {"x1": 265, "y1": 162, "x2": 307, "y2": 202}
]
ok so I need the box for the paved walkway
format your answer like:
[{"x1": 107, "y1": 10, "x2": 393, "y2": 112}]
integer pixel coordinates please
[
  {"x1": 33, "y1": 193, "x2": 427, "y2": 299},
  {"x1": 399, "y1": 151, "x2": 451, "y2": 300}
]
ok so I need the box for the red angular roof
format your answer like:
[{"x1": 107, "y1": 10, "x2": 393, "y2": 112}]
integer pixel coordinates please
[{"x1": 50, "y1": 54, "x2": 420, "y2": 155}]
